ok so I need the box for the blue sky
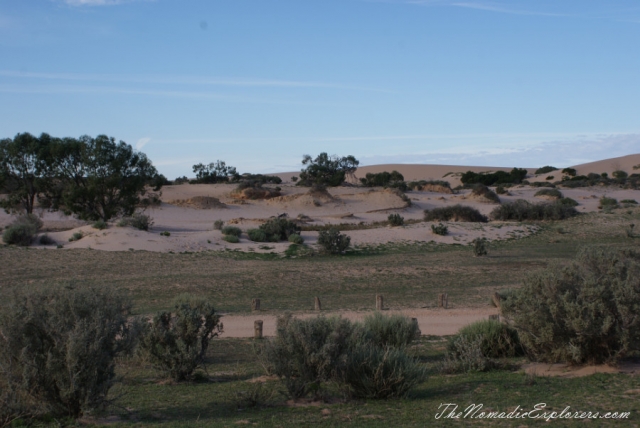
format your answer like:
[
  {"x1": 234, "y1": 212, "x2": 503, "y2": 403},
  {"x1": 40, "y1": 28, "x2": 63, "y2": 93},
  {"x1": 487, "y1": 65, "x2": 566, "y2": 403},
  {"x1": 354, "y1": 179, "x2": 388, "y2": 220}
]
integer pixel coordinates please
[{"x1": 1, "y1": 0, "x2": 639, "y2": 178}]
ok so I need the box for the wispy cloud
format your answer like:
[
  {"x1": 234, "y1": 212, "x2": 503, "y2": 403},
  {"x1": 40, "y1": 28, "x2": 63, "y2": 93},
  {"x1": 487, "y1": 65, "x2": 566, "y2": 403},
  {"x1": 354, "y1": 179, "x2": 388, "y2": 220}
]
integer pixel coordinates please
[
  {"x1": 57, "y1": 0, "x2": 153, "y2": 6},
  {"x1": 136, "y1": 137, "x2": 151, "y2": 150}
]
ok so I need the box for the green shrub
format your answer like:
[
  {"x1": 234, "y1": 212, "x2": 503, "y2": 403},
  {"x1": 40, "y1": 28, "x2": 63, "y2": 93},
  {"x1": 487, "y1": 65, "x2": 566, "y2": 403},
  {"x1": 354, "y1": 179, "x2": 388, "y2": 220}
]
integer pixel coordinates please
[
  {"x1": 317, "y1": 228, "x2": 350, "y2": 254},
  {"x1": 535, "y1": 166, "x2": 558, "y2": 174},
  {"x1": 363, "y1": 312, "x2": 420, "y2": 348},
  {"x1": 470, "y1": 184, "x2": 500, "y2": 203},
  {"x1": 621, "y1": 199, "x2": 638, "y2": 204},
  {"x1": 38, "y1": 234, "x2": 56, "y2": 245},
  {"x1": 441, "y1": 335, "x2": 493, "y2": 373},
  {"x1": 423, "y1": 204, "x2": 488, "y2": 222},
  {"x1": 450, "y1": 320, "x2": 522, "y2": 359},
  {"x1": 387, "y1": 213, "x2": 404, "y2": 226},
  {"x1": 360, "y1": 170, "x2": 404, "y2": 187},
  {"x1": 213, "y1": 220, "x2": 224, "y2": 230},
  {"x1": 472, "y1": 237, "x2": 488, "y2": 257},
  {"x1": 221, "y1": 226, "x2": 242, "y2": 237},
  {"x1": 2, "y1": 225, "x2": 35, "y2": 246},
  {"x1": 431, "y1": 223, "x2": 448, "y2": 236},
  {"x1": 502, "y1": 247, "x2": 640, "y2": 364},
  {"x1": 561, "y1": 167, "x2": 577, "y2": 177},
  {"x1": 534, "y1": 188, "x2": 563, "y2": 199},
  {"x1": 92, "y1": 220, "x2": 108, "y2": 230},
  {"x1": 546, "y1": 175, "x2": 554, "y2": 180},
  {"x1": 257, "y1": 218, "x2": 301, "y2": 242},
  {"x1": 342, "y1": 345, "x2": 426, "y2": 399},
  {"x1": 247, "y1": 228, "x2": 268, "y2": 242},
  {"x1": 461, "y1": 168, "x2": 527, "y2": 186},
  {"x1": 490, "y1": 199, "x2": 578, "y2": 221},
  {"x1": 139, "y1": 294, "x2": 222, "y2": 381},
  {"x1": 612, "y1": 170, "x2": 628, "y2": 179},
  {"x1": 558, "y1": 197, "x2": 579, "y2": 207},
  {"x1": 222, "y1": 234, "x2": 240, "y2": 243},
  {"x1": 405, "y1": 180, "x2": 452, "y2": 191},
  {"x1": 287, "y1": 233, "x2": 304, "y2": 244},
  {"x1": 68, "y1": 231, "x2": 83, "y2": 242},
  {"x1": 118, "y1": 213, "x2": 154, "y2": 231},
  {"x1": 495, "y1": 185, "x2": 507, "y2": 195},
  {"x1": 0, "y1": 286, "x2": 136, "y2": 419},
  {"x1": 599, "y1": 197, "x2": 619, "y2": 209},
  {"x1": 160, "y1": 231, "x2": 170, "y2": 237}
]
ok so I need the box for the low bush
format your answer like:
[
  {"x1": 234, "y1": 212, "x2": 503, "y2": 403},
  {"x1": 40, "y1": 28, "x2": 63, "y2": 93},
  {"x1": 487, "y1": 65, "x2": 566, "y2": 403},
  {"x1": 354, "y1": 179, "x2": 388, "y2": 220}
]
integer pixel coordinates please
[
  {"x1": 68, "y1": 231, "x2": 83, "y2": 242},
  {"x1": 495, "y1": 185, "x2": 507, "y2": 195},
  {"x1": 441, "y1": 335, "x2": 494, "y2": 373},
  {"x1": 502, "y1": 247, "x2": 640, "y2": 364},
  {"x1": 363, "y1": 312, "x2": 420, "y2": 348},
  {"x1": 621, "y1": 199, "x2": 638, "y2": 204},
  {"x1": 450, "y1": 320, "x2": 523, "y2": 359},
  {"x1": 213, "y1": 220, "x2": 224, "y2": 230},
  {"x1": 222, "y1": 234, "x2": 240, "y2": 243},
  {"x1": 534, "y1": 188, "x2": 563, "y2": 199},
  {"x1": 118, "y1": 213, "x2": 154, "y2": 231},
  {"x1": 470, "y1": 184, "x2": 500, "y2": 203},
  {"x1": 612, "y1": 170, "x2": 628, "y2": 179},
  {"x1": 360, "y1": 171, "x2": 404, "y2": 187},
  {"x1": 92, "y1": 220, "x2": 108, "y2": 230},
  {"x1": 1, "y1": 214, "x2": 43, "y2": 246},
  {"x1": 558, "y1": 197, "x2": 579, "y2": 207},
  {"x1": 247, "y1": 228, "x2": 268, "y2": 242},
  {"x1": 472, "y1": 237, "x2": 488, "y2": 257},
  {"x1": 405, "y1": 180, "x2": 452, "y2": 191},
  {"x1": 317, "y1": 228, "x2": 350, "y2": 254},
  {"x1": 160, "y1": 231, "x2": 170, "y2": 237},
  {"x1": 387, "y1": 213, "x2": 404, "y2": 226},
  {"x1": 39, "y1": 234, "x2": 56, "y2": 245},
  {"x1": 423, "y1": 205, "x2": 488, "y2": 223},
  {"x1": 599, "y1": 196, "x2": 619, "y2": 209},
  {"x1": 0, "y1": 286, "x2": 136, "y2": 419},
  {"x1": 431, "y1": 223, "x2": 448, "y2": 236},
  {"x1": 257, "y1": 218, "x2": 301, "y2": 242},
  {"x1": 529, "y1": 181, "x2": 555, "y2": 188},
  {"x1": 221, "y1": 226, "x2": 242, "y2": 237},
  {"x1": 461, "y1": 168, "x2": 528, "y2": 186},
  {"x1": 139, "y1": 294, "x2": 222, "y2": 381},
  {"x1": 287, "y1": 233, "x2": 304, "y2": 244},
  {"x1": 561, "y1": 167, "x2": 577, "y2": 177},
  {"x1": 535, "y1": 166, "x2": 558, "y2": 174},
  {"x1": 490, "y1": 199, "x2": 578, "y2": 221}
]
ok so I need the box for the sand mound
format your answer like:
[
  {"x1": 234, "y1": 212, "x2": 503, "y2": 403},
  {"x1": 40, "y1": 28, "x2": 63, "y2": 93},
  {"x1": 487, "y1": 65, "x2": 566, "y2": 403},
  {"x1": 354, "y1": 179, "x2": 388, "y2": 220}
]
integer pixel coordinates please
[
  {"x1": 230, "y1": 187, "x2": 281, "y2": 200},
  {"x1": 420, "y1": 183, "x2": 454, "y2": 194},
  {"x1": 268, "y1": 187, "x2": 336, "y2": 208},
  {"x1": 168, "y1": 196, "x2": 227, "y2": 209}
]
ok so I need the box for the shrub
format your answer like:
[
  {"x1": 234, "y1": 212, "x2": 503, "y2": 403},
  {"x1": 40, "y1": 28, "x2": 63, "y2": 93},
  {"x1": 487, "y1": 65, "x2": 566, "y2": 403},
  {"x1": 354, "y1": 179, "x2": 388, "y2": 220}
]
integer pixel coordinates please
[
  {"x1": 558, "y1": 197, "x2": 579, "y2": 207},
  {"x1": 546, "y1": 175, "x2": 554, "y2": 180},
  {"x1": 92, "y1": 220, "x2": 108, "y2": 230},
  {"x1": 387, "y1": 213, "x2": 404, "y2": 226},
  {"x1": 298, "y1": 153, "x2": 359, "y2": 187},
  {"x1": 424, "y1": 205, "x2": 488, "y2": 223},
  {"x1": 501, "y1": 247, "x2": 640, "y2": 364},
  {"x1": 534, "y1": 188, "x2": 563, "y2": 199},
  {"x1": 360, "y1": 171, "x2": 404, "y2": 187},
  {"x1": 621, "y1": 199, "x2": 638, "y2": 204},
  {"x1": 431, "y1": 223, "x2": 448, "y2": 236},
  {"x1": 363, "y1": 312, "x2": 420, "y2": 348},
  {"x1": 472, "y1": 237, "x2": 488, "y2": 257},
  {"x1": 405, "y1": 180, "x2": 451, "y2": 191},
  {"x1": 450, "y1": 320, "x2": 522, "y2": 359},
  {"x1": 222, "y1": 234, "x2": 240, "y2": 243},
  {"x1": 264, "y1": 315, "x2": 356, "y2": 398},
  {"x1": 160, "y1": 231, "x2": 170, "y2": 237},
  {"x1": 213, "y1": 220, "x2": 224, "y2": 230},
  {"x1": 441, "y1": 335, "x2": 493, "y2": 373},
  {"x1": 139, "y1": 294, "x2": 222, "y2": 381},
  {"x1": 470, "y1": 184, "x2": 500, "y2": 203},
  {"x1": 599, "y1": 196, "x2": 618, "y2": 209},
  {"x1": 535, "y1": 166, "x2": 558, "y2": 174},
  {"x1": 613, "y1": 170, "x2": 628, "y2": 179},
  {"x1": 221, "y1": 226, "x2": 242, "y2": 237},
  {"x1": 490, "y1": 199, "x2": 578, "y2": 221},
  {"x1": 0, "y1": 286, "x2": 136, "y2": 418},
  {"x1": 461, "y1": 168, "x2": 528, "y2": 186},
  {"x1": 118, "y1": 213, "x2": 154, "y2": 231},
  {"x1": 317, "y1": 228, "x2": 350, "y2": 254},
  {"x1": 495, "y1": 185, "x2": 507, "y2": 195},
  {"x1": 69, "y1": 231, "x2": 83, "y2": 242},
  {"x1": 39, "y1": 234, "x2": 56, "y2": 245},
  {"x1": 561, "y1": 167, "x2": 577, "y2": 177},
  {"x1": 287, "y1": 233, "x2": 304, "y2": 244},
  {"x1": 247, "y1": 228, "x2": 268, "y2": 242},
  {"x1": 2, "y1": 225, "x2": 35, "y2": 246},
  {"x1": 257, "y1": 218, "x2": 301, "y2": 242},
  {"x1": 342, "y1": 345, "x2": 427, "y2": 399}
]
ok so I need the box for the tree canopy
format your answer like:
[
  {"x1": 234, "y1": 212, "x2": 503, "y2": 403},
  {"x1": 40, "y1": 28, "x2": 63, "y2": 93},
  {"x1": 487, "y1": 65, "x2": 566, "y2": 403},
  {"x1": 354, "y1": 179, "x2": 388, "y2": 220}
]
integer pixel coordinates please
[
  {"x1": 192, "y1": 161, "x2": 238, "y2": 184},
  {"x1": 298, "y1": 153, "x2": 359, "y2": 187}
]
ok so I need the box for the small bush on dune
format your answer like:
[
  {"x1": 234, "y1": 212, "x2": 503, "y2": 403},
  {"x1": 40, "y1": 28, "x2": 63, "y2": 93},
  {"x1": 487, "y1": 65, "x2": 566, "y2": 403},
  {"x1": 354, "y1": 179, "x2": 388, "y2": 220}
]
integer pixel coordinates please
[
  {"x1": 599, "y1": 196, "x2": 619, "y2": 209},
  {"x1": 287, "y1": 233, "x2": 304, "y2": 244},
  {"x1": 470, "y1": 184, "x2": 501, "y2": 203},
  {"x1": 0, "y1": 286, "x2": 136, "y2": 419},
  {"x1": 387, "y1": 213, "x2": 404, "y2": 226},
  {"x1": 502, "y1": 247, "x2": 640, "y2": 364},
  {"x1": 495, "y1": 185, "x2": 507, "y2": 195},
  {"x1": 221, "y1": 226, "x2": 242, "y2": 237},
  {"x1": 490, "y1": 199, "x2": 578, "y2": 221},
  {"x1": 258, "y1": 218, "x2": 301, "y2": 242},
  {"x1": 68, "y1": 231, "x2": 84, "y2": 242},
  {"x1": 213, "y1": 220, "x2": 224, "y2": 230},
  {"x1": 558, "y1": 197, "x2": 579, "y2": 207},
  {"x1": 535, "y1": 166, "x2": 558, "y2": 174},
  {"x1": 406, "y1": 180, "x2": 451, "y2": 191},
  {"x1": 317, "y1": 228, "x2": 351, "y2": 254},
  {"x1": 92, "y1": 219, "x2": 108, "y2": 230},
  {"x1": 139, "y1": 294, "x2": 222, "y2": 381},
  {"x1": 39, "y1": 234, "x2": 56, "y2": 245},
  {"x1": 363, "y1": 312, "x2": 420, "y2": 349},
  {"x1": 1, "y1": 214, "x2": 43, "y2": 246},
  {"x1": 118, "y1": 213, "x2": 153, "y2": 231},
  {"x1": 450, "y1": 320, "x2": 523, "y2": 359},
  {"x1": 247, "y1": 228, "x2": 268, "y2": 242},
  {"x1": 424, "y1": 204, "x2": 488, "y2": 223},
  {"x1": 431, "y1": 223, "x2": 448, "y2": 236},
  {"x1": 222, "y1": 234, "x2": 240, "y2": 243},
  {"x1": 472, "y1": 237, "x2": 488, "y2": 257},
  {"x1": 534, "y1": 188, "x2": 563, "y2": 199}
]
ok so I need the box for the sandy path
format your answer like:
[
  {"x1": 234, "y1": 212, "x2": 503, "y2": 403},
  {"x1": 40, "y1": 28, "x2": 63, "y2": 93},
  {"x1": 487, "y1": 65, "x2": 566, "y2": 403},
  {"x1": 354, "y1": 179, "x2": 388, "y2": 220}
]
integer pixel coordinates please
[{"x1": 217, "y1": 307, "x2": 499, "y2": 338}]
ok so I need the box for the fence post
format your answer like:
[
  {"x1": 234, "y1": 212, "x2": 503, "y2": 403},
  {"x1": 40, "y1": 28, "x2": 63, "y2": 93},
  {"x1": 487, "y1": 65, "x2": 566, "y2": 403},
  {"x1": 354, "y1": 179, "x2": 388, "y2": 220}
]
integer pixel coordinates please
[
  {"x1": 314, "y1": 297, "x2": 322, "y2": 311},
  {"x1": 254, "y1": 320, "x2": 263, "y2": 339},
  {"x1": 376, "y1": 294, "x2": 384, "y2": 310},
  {"x1": 251, "y1": 298, "x2": 261, "y2": 311}
]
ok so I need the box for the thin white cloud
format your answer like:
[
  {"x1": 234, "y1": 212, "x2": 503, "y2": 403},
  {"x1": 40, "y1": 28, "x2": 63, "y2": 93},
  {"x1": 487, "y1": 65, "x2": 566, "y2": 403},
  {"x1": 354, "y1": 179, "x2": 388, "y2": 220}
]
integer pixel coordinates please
[
  {"x1": 58, "y1": 0, "x2": 152, "y2": 6},
  {"x1": 136, "y1": 137, "x2": 151, "y2": 150}
]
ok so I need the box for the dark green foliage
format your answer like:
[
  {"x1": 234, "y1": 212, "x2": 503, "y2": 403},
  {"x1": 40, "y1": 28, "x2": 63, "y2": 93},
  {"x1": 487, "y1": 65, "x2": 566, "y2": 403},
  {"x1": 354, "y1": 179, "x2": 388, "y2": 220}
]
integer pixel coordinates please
[
  {"x1": 502, "y1": 247, "x2": 640, "y2": 364},
  {"x1": 460, "y1": 168, "x2": 528, "y2": 186},
  {"x1": 233, "y1": 173, "x2": 282, "y2": 185},
  {"x1": 546, "y1": 175, "x2": 555, "y2": 180},
  {"x1": 534, "y1": 188, "x2": 563, "y2": 199},
  {"x1": 160, "y1": 231, "x2": 170, "y2": 237},
  {"x1": 0, "y1": 286, "x2": 135, "y2": 418},
  {"x1": 621, "y1": 199, "x2": 638, "y2": 204},
  {"x1": 1, "y1": 214, "x2": 42, "y2": 246},
  {"x1": 495, "y1": 185, "x2": 507, "y2": 194},
  {"x1": 612, "y1": 170, "x2": 628, "y2": 179},
  {"x1": 450, "y1": 320, "x2": 523, "y2": 359},
  {"x1": 298, "y1": 153, "x2": 359, "y2": 187},
  {"x1": 470, "y1": 184, "x2": 501, "y2": 203},
  {"x1": 561, "y1": 167, "x2": 577, "y2": 177},
  {"x1": 424, "y1": 204, "x2": 488, "y2": 222},
  {"x1": 441, "y1": 335, "x2": 493, "y2": 373},
  {"x1": 213, "y1": 220, "x2": 224, "y2": 230},
  {"x1": 92, "y1": 219, "x2": 108, "y2": 230},
  {"x1": 362, "y1": 312, "x2": 420, "y2": 349},
  {"x1": 192, "y1": 160, "x2": 237, "y2": 184},
  {"x1": 139, "y1": 294, "x2": 222, "y2": 381},
  {"x1": 360, "y1": 171, "x2": 404, "y2": 187},
  {"x1": 535, "y1": 166, "x2": 558, "y2": 174},
  {"x1": 68, "y1": 231, "x2": 83, "y2": 242},
  {"x1": 558, "y1": 197, "x2": 579, "y2": 207},
  {"x1": 118, "y1": 212, "x2": 154, "y2": 230},
  {"x1": 287, "y1": 233, "x2": 304, "y2": 244},
  {"x1": 472, "y1": 237, "x2": 488, "y2": 257},
  {"x1": 250, "y1": 218, "x2": 301, "y2": 242},
  {"x1": 431, "y1": 223, "x2": 448, "y2": 236},
  {"x1": 342, "y1": 345, "x2": 427, "y2": 399},
  {"x1": 221, "y1": 226, "x2": 242, "y2": 237},
  {"x1": 599, "y1": 197, "x2": 618, "y2": 209},
  {"x1": 387, "y1": 213, "x2": 404, "y2": 226},
  {"x1": 222, "y1": 234, "x2": 240, "y2": 243},
  {"x1": 490, "y1": 199, "x2": 578, "y2": 221},
  {"x1": 529, "y1": 181, "x2": 556, "y2": 188},
  {"x1": 38, "y1": 234, "x2": 56, "y2": 245},
  {"x1": 174, "y1": 176, "x2": 189, "y2": 185},
  {"x1": 317, "y1": 228, "x2": 351, "y2": 254}
]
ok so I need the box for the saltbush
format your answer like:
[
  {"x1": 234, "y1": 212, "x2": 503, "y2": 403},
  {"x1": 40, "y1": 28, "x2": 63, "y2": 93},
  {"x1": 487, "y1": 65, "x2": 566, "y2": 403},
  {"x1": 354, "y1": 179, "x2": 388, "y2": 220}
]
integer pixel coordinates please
[
  {"x1": 363, "y1": 312, "x2": 420, "y2": 349},
  {"x1": 441, "y1": 335, "x2": 493, "y2": 373},
  {"x1": 92, "y1": 220, "x2": 108, "y2": 230},
  {"x1": 431, "y1": 223, "x2": 448, "y2": 236},
  {"x1": 534, "y1": 188, "x2": 563, "y2": 199},
  {"x1": 287, "y1": 233, "x2": 304, "y2": 244},
  {"x1": 39, "y1": 234, "x2": 56, "y2": 245},
  {"x1": 258, "y1": 218, "x2": 301, "y2": 242},
  {"x1": 535, "y1": 166, "x2": 558, "y2": 174},
  {"x1": 490, "y1": 199, "x2": 578, "y2": 221},
  {"x1": 213, "y1": 220, "x2": 224, "y2": 230},
  {"x1": 222, "y1": 234, "x2": 240, "y2": 243},
  {"x1": 68, "y1": 231, "x2": 83, "y2": 242},
  {"x1": 317, "y1": 228, "x2": 351, "y2": 254},
  {"x1": 502, "y1": 247, "x2": 640, "y2": 364},
  {"x1": 221, "y1": 226, "x2": 242, "y2": 237},
  {"x1": 470, "y1": 184, "x2": 500, "y2": 203},
  {"x1": 423, "y1": 205, "x2": 488, "y2": 223},
  {"x1": 450, "y1": 320, "x2": 522, "y2": 359},
  {"x1": 472, "y1": 237, "x2": 488, "y2": 257},
  {"x1": 139, "y1": 294, "x2": 222, "y2": 381},
  {"x1": 599, "y1": 197, "x2": 619, "y2": 209},
  {"x1": 247, "y1": 228, "x2": 268, "y2": 242},
  {"x1": 118, "y1": 213, "x2": 154, "y2": 231},
  {"x1": 0, "y1": 286, "x2": 136, "y2": 419},
  {"x1": 1, "y1": 214, "x2": 43, "y2": 246},
  {"x1": 387, "y1": 213, "x2": 404, "y2": 226}
]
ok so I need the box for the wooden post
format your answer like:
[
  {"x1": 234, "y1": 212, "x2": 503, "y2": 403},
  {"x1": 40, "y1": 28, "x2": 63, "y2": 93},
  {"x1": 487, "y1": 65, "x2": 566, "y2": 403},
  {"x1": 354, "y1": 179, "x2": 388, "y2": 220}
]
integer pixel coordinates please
[
  {"x1": 411, "y1": 317, "x2": 421, "y2": 339},
  {"x1": 251, "y1": 298, "x2": 261, "y2": 311},
  {"x1": 439, "y1": 293, "x2": 448, "y2": 309},
  {"x1": 492, "y1": 292, "x2": 502, "y2": 311},
  {"x1": 376, "y1": 294, "x2": 383, "y2": 311},
  {"x1": 314, "y1": 297, "x2": 322, "y2": 311},
  {"x1": 254, "y1": 320, "x2": 263, "y2": 339}
]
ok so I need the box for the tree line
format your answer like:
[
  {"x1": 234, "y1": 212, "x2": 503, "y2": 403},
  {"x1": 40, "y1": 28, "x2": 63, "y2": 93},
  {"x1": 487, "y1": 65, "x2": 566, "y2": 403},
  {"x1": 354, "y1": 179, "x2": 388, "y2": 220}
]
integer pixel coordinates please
[{"x1": 0, "y1": 133, "x2": 163, "y2": 221}]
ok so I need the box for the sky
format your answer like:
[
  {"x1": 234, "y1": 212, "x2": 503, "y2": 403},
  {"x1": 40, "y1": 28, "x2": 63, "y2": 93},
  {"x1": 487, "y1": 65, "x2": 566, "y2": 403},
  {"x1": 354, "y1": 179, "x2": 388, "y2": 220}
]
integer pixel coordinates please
[{"x1": 1, "y1": 0, "x2": 639, "y2": 178}]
